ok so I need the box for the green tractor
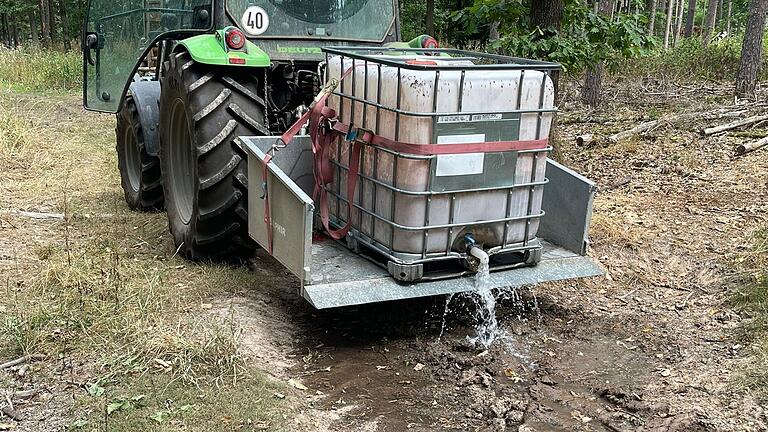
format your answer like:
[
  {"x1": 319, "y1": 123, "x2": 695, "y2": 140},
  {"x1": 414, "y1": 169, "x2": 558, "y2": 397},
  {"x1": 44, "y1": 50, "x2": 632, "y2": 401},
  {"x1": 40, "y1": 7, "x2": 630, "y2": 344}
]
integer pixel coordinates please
[{"x1": 83, "y1": 0, "x2": 426, "y2": 260}]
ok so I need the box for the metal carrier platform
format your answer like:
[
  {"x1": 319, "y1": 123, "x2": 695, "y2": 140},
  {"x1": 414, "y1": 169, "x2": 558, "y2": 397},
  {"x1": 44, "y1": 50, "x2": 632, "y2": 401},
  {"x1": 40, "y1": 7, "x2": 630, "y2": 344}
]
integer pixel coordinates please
[{"x1": 241, "y1": 135, "x2": 602, "y2": 309}]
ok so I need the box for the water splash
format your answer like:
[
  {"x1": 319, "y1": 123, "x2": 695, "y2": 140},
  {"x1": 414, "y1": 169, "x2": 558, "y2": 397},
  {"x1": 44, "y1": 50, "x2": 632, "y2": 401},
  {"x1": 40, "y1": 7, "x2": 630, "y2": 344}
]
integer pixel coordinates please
[{"x1": 467, "y1": 258, "x2": 499, "y2": 348}]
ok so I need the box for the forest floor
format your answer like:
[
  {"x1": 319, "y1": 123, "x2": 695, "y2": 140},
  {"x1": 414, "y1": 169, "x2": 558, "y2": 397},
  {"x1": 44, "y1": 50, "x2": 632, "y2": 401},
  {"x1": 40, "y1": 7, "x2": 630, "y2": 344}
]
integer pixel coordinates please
[{"x1": 1, "y1": 76, "x2": 767, "y2": 432}]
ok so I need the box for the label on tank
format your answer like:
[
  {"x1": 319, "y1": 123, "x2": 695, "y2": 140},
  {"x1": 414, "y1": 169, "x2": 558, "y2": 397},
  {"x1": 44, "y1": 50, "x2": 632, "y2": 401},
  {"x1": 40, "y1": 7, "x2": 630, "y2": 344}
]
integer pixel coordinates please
[
  {"x1": 435, "y1": 134, "x2": 485, "y2": 177},
  {"x1": 241, "y1": 6, "x2": 269, "y2": 36}
]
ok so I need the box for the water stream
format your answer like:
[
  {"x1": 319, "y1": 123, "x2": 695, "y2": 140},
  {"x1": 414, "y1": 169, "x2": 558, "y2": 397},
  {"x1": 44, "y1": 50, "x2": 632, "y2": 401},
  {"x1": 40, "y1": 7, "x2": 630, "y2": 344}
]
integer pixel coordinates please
[{"x1": 436, "y1": 260, "x2": 543, "y2": 352}]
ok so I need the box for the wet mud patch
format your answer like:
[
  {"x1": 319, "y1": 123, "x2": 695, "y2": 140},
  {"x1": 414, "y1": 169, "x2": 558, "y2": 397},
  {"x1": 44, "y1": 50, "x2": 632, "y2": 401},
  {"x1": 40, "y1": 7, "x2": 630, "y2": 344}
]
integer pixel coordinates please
[{"x1": 287, "y1": 289, "x2": 674, "y2": 431}]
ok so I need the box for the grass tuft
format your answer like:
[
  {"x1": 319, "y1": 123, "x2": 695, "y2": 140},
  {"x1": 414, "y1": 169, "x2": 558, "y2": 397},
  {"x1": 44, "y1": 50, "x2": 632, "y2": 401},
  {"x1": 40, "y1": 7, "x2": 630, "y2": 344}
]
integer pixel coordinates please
[{"x1": 0, "y1": 47, "x2": 81, "y2": 92}]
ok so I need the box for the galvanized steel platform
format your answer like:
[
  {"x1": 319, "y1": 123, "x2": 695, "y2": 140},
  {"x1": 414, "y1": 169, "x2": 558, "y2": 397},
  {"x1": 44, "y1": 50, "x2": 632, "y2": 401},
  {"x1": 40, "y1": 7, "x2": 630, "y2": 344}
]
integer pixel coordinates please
[{"x1": 241, "y1": 135, "x2": 603, "y2": 309}]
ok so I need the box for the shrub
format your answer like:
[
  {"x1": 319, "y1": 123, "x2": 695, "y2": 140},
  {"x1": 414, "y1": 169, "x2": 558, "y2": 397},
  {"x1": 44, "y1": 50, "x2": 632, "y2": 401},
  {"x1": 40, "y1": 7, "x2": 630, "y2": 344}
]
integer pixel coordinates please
[{"x1": 620, "y1": 35, "x2": 768, "y2": 81}]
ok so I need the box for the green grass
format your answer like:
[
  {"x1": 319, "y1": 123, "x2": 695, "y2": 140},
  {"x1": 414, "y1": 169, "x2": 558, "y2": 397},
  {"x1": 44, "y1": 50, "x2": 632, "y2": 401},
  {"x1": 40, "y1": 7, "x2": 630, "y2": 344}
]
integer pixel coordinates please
[
  {"x1": 0, "y1": 47, "x2": 81, "y2": 92},
  {"x1": 731, "y1": 227, "x2": 768, "y2": 397}
]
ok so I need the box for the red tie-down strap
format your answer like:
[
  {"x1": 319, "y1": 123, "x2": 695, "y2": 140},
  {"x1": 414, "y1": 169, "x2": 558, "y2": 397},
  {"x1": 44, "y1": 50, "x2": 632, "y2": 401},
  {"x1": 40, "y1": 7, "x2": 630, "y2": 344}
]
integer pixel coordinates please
[
  {"x1": 261, "y1": 153, "x2": 274, "y2": 254},
  {"x1": 267, "y1": 65, "x2": 550, "y2": 251}
]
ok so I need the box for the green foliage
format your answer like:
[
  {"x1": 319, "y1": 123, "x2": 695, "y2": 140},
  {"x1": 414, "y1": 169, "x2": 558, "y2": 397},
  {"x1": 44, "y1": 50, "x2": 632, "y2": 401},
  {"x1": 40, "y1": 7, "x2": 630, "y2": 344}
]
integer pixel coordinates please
[
  {"x1": 0, "y1": 47, "x2": 81, "y2": 91},
  {"x1": 400, "y1": 0, "x2": 479, "y2": 45},
  {"x1": 456, "y1": 0, "x2": 654, "y2": 71}
]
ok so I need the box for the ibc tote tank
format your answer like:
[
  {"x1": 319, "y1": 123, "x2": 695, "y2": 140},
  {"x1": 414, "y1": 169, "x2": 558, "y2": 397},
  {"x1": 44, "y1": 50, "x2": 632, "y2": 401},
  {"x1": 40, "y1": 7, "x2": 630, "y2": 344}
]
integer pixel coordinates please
[{"x1": 326, "y1": 53, "x2": 555, "y2": 261}]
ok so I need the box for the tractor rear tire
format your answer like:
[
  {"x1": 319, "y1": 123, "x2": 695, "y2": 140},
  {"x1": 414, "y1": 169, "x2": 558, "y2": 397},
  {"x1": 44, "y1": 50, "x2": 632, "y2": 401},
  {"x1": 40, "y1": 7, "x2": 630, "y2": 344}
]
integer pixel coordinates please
[
  {"x1": 158, "y1": 51, "x2": 267, "y2": 261},
  {"x1": 116, "y1": 94, "x2": 164, "y2": 211}
]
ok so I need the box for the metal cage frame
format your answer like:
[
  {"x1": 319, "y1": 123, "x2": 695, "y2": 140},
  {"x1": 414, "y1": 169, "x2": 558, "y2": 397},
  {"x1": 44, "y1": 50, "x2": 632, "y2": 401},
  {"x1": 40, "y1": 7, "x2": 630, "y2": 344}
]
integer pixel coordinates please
[{"x1": 320, "y1": 46, "x2": 561, "y2": 278}]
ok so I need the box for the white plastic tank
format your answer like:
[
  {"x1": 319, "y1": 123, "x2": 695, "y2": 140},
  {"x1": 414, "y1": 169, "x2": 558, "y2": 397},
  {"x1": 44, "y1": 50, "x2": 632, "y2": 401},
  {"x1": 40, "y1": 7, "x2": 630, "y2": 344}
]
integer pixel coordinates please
[{"x1": 326, "y1": 54, "x2": 555, "y2": 257}]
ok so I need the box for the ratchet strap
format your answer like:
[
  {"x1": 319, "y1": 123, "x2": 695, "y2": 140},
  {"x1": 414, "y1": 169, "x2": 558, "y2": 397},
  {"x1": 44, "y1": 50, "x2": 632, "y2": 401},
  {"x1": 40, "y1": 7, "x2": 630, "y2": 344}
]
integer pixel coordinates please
[{"x1": 262, "y1": 66, "x2": 550, "y2": 252}]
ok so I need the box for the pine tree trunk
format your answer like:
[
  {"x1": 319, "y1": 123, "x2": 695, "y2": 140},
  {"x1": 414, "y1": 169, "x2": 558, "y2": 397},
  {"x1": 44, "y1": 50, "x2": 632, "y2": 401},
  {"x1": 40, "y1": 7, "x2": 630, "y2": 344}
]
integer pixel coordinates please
[
  {"x1": 726, "y1": 0, "x2": 733, "y2": 34},
  {"x1": 735, "y1": 0, "x2": 768, "y2": 95},
  {"x1": 58, "y1": 0, "x2": 69, "y2": 49},
  {"x1": 47, "y1": 0, "x2": 57, "y2": 44},
  {"x1": 716, "y1": 0, "x2": 723, "y2": 23},
  {"x1": 702, "y1": 0, "x2": 718, "y2": 47},
  {"x1": 39, "y1": 0, "x2": 51, "y2": 47},
  {"x1": 684, "y1": 0, "x2": 696, "y2": 37},
  {"x1": 664, "y1": 0, "x2": 674, "y2": 48},
  {"x1": 674, "y1": 0, "x2": 685, "y2": 46},
  {"x1": 582, "y1": 0, "x2": 613, "y2": 106},
  {"x1": 28, "y1": 11, "x2": 38, "y2": 44},
  {"x1": 11, "y1": 18, "x2": 17, "y2": 48},
  {"x1": 530, "y1": 0, "x2": 564, "y2": 98},
  {"x1": 647, "y1": 0, "x2": 658, "y2": 34},
  {"x1": 582, "y1": 62, "x2": 605, "y2": 107},
  {"x1": 426, "y1": 0, "x2": 434, "y2": 36},
  {"x1": 1, "y1": 14, "x2": 7, "y2": 48}
]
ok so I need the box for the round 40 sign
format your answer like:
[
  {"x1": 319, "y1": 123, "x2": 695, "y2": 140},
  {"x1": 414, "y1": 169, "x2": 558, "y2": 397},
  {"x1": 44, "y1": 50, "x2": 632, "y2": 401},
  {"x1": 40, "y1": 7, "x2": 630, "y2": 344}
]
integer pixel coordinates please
[{"x1": 241, "y1": 6, "x2": 269, "y2": 36}]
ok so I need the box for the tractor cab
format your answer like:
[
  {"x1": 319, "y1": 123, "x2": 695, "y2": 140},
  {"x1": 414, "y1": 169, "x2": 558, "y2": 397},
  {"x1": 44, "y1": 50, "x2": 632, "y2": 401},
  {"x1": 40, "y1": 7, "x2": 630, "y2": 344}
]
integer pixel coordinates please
[{"x1": 83, "y1": 0, "x2": 399, "y2": 113}]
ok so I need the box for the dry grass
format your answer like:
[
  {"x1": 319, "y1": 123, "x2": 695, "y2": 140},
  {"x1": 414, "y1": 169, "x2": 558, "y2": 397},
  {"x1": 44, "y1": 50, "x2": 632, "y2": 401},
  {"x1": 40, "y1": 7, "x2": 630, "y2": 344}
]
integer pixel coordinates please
[
  {"x1": 732, "y1": 227, "x2": 768, "y2": 397},
  {"x1": 0, "y1": 47, "x2": 81, "y2": 92},
  {"x1": 0, "y1": 88, "x2": 288, "y2": 430}
]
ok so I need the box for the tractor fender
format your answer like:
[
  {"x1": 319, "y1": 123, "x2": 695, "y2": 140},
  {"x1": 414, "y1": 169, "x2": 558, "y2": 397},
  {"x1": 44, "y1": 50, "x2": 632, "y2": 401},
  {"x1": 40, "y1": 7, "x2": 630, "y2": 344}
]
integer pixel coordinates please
[
  {"x1": 128, "y1": 80, "x2": 161, "y2": 157},
  {"x1": 175, "y1": 32, "x2": 271, "y2": 68}
]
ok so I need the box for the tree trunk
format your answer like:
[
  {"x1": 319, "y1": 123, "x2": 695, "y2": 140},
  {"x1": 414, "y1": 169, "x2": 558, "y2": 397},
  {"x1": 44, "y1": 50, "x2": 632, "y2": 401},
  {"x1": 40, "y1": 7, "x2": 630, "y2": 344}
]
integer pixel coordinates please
[
  {"x1": 647, "y1": 0, "x2": 658, "y2": 34},
  {"x1": 489, "y1": 20, "x2": 500, "y2": 52},
  {"x1": 48, "y1": 0, "x2": 57, "y2": 44},
  {"x1": 1, "y1": 14, "x2": 7, "y2": 48},
  {"x1": 582, "y1": 0, "x2": 613, "y2": 107},
  {"x1": 735, "y1": 0, "x2": 768, "y2": 95},
  {"x1": 716, "y1": 0, "x2": 723, "y2": 23},
  {"x1": 702, "y1": 0, "x2": 718, "y2": 46},
  {"x1": 582, "y1": 62, "x2": 605, "y2": 107},
  {"x1": 674, "y1": 0, "x2": 685, "y2": 46},
  {"x1": 726, "y1": 0, "x2": 733, "y2": 34},
  {"x1": 11, "y1": 17, "x2": 17, "y2": 48},
  {"x1": 426, "y1": 0, "x2": 434, "y2": 36},
  {"x1": 39, "y1": 0, "x2": 51, "y2": 47},
  {"x1": 58, "y1": 0, "x2": 69, "y2": 49},
  {"x1": 684, "y1": 0, "x2": 696, "y2": 37},
  {"x1": 530, "y1": 0, "x2": 564, "y2": 98},
  {"x1": 664, "y1": 0, "x2": 675, "y2": 48},
  {"x1": 28, "y1": 11, "x2": 38, "y2": 44}
]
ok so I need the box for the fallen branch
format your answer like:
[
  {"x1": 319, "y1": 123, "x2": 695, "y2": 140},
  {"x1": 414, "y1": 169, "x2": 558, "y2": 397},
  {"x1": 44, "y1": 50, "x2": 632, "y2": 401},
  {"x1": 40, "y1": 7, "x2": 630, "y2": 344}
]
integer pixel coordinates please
[
  {"x1": 11, "y1": 389, "x2": 38, "y2": 400},
  {"x1": 0, "y1": 354, "x2": 46, "y2": 370},
  {"x1": 609, "y1": 111, "x2": 706, "y2": 142},
  {"x1": 701, "y1": 114, "x2": 768, "y2": 136},
  {"x1": 736, "y1": 136, "x2": 768, "y2": 155},
  {"x1": 0, "y1": 210, "x2": 64, "y2": 220},
  {"x1": 608, "y1": 106, "x2": 756, "y2": 143}
]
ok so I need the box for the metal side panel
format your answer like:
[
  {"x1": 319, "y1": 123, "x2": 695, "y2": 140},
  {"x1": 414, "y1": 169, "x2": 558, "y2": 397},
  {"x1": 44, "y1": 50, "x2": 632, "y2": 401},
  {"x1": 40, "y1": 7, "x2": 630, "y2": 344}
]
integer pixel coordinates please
[
  {"x1": 242, "y1": 137, "x2": 314, "y2": 284},
  {"x1": 303, "y1": 239, "x2": 602, "y2": 309},
  {"x1": 539, "y1": 159, "x2": 597, "y2": 256}
]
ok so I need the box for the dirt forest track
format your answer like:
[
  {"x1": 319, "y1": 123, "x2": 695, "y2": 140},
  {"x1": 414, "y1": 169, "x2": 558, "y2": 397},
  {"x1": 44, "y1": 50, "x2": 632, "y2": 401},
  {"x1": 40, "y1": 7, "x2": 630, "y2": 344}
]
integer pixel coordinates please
[{"x1": 1, "y1": 77, "x2": 767, "y2": 431}]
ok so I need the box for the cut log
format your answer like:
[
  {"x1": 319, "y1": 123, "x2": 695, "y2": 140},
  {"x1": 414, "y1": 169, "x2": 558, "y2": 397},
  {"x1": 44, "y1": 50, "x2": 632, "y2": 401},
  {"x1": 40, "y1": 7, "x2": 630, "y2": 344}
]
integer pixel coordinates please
[
  {"x1": 701, "y1": 114, "x2": 768, "y2": 136},
  {"x1": 575, "y1": 134, "x2": 595, "y2": 146},
  {"x1": 736, "y1": 136, "x2": 768, "y2": 154}
]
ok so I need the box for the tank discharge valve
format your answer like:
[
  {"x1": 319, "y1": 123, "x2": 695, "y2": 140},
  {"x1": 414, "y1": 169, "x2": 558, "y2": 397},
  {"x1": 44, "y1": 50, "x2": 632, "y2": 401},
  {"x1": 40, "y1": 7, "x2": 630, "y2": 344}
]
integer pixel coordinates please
[{"x1": 462, "y1": 234, "x2": 489, "y2": 272}]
